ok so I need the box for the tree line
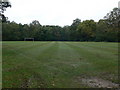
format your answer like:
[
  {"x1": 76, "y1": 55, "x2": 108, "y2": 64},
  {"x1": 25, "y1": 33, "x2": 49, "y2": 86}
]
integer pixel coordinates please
[{"x1": 2, "y1": 7, "x2": 120, "y2": 42}]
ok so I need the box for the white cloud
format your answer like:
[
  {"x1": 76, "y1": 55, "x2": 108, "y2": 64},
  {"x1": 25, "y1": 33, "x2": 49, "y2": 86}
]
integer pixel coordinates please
[{"x1": 4, "y1": 0, "x2": 119, "y2": 26}]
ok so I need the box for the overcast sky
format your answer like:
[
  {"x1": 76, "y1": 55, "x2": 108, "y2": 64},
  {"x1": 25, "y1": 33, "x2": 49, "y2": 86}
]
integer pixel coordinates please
[{"x1": 4, "y1": 0, "x2": 119, "y2": 26}]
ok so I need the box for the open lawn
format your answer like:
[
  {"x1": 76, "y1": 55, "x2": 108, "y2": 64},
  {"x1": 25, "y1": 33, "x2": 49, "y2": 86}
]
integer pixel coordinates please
[{"x1": 2, "y1": 41, "x2": 119, "y2": 88}]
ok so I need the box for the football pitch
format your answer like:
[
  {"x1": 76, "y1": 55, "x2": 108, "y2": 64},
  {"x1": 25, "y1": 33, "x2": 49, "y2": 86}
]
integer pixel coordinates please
[{"x1": 2, "y1": 41, "x2": 119, "y2": 88}]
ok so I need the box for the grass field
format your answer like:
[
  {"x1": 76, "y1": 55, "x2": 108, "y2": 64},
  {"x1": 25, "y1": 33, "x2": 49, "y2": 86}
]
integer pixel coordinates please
[
  {"x1": 2, "y1": 41, "x2": 119, "y2": 88},
  {"x1": 0, "y1": 41, "x2": 2, "y2": 89}
]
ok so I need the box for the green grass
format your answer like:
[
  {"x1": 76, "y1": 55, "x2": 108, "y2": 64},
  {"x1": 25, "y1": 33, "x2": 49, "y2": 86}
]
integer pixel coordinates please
[
  {"x1": 2, "y1": 41, "x2": 118, "y2": 88},
  {"x1": 0, "y1": 41, "x2": 2, "y2": 89}
]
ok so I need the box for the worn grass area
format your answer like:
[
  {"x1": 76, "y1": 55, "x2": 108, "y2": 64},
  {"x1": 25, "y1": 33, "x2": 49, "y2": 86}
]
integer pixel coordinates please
[{"x1": 2, "y1": 41, "x2": 118, "y2": 88}]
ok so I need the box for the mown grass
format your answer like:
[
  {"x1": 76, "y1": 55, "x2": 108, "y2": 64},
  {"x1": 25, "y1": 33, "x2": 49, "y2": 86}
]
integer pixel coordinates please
[
  {"x1": 0, "y1": 41, "x2": 2, "y2": 89},
  {"x1": 2, "y1": 41, "x2": 118, "y2": 88}
]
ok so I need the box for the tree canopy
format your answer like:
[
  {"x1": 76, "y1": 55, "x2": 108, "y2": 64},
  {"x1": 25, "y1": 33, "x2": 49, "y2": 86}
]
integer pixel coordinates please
[
  {"x1": 0, "y1": 0, "x2": 11, "y2": 22},
  {"x1": 2, "y1": 7, "x2": 120, "y2": 42}
]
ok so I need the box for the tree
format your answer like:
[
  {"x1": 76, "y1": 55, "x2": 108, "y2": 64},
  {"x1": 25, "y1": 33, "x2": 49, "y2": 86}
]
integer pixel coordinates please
[
  {"x1": 104, "y1": 7, "x2": 120, "y2": 42},
  {"x1": 95, "y1": 19, "x2": 108, "y2": 41},
  {"x1": 2, "y1": 7, "x2": 119, "y2": 42},
  {"x1": 77, "y1": 20, "x2": 96, "y2": 41},
  {"x1": 70, "y1": 18, "x2": 81, "y2": 41},
  {"x1": 0, "y1": 0, "x2": 11, "y2": 22},
  {"x1": 71, "y1": 18, "x2": 81, "y2": 30},
  {"x1": 104, "y1": 8, "x2": 120, "y2": 27},
  {"x1": 29, "y1": 20, "x2": 42, "y2": 40},
  {"x1": 2, "y1": 21, "x2": 20, "y2": 40},
  {"x1": 62, "y1": 25, "x2": 70, "y2": 41},
  {"x1": 30, "y1": 20, "x2": 41, "y2": 26}
]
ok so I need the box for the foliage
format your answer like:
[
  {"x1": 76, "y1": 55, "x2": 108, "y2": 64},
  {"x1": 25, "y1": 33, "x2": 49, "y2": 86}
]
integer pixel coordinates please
[
  {"x1": 2, "y1": 7, "x2": 120, "y2": 42},
  {"x1": 0, "y1": 0, "x2": 11, "y2": 22},
  {"x1": 77, "y1": 20, "x2": 96, "y2": 41}
]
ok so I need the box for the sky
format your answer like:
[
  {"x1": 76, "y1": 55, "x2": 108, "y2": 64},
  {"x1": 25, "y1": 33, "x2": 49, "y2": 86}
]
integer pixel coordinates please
[{"x1": 4, "y1": 0, "x2": 120, "y2": 26}]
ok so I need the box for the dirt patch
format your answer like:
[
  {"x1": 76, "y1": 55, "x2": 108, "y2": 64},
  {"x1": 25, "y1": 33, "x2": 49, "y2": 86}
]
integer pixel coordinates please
[
  {"x1": 99, "y1": 72, "x2": 118, "y2": 84},
  {"x1": 76, "y1": 76, "x2": 119, "y2": 88},
  {"x1": 20, "y1": 74, "x2": 48, "y2": 88}
]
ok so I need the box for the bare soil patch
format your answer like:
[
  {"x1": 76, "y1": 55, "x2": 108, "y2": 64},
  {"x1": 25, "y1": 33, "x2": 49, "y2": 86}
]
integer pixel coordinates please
[
  {"x1": 76, "y1": 76, "x2": 119, "y2": 88},
  {"x1": 20, "y1": 74, "x2": 48, "y2": 88}
]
